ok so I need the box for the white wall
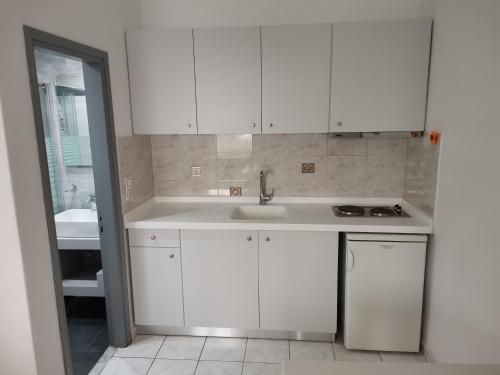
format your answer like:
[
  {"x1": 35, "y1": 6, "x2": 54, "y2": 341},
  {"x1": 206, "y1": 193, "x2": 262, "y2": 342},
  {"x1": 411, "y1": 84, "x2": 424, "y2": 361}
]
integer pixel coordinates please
[
  {"x1": 0, "y1": 0, "x2": 140, "y2": 374},
  {"x1": 422, "y1": 0, "x2": 500, "y2": 363},
  {"x1": 140, "y1": 0, "x2": 433, "y2": 28}
]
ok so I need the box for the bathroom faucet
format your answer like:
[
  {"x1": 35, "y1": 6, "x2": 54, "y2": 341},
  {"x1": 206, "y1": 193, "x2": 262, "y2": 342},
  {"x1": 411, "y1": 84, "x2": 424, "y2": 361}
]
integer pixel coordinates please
[
  {"x1": 259, "y1": 170, "x2": 274, "y2": 205},
  {"x1": 86, "y1": 193, "x2": 97, "y2": 211}
]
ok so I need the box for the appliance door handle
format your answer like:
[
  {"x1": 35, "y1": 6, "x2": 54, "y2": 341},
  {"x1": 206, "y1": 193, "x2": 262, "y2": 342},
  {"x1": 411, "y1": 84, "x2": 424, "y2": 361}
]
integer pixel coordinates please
[{"x1": 347, "y1": 248, "x2": 355, "y2": 272}]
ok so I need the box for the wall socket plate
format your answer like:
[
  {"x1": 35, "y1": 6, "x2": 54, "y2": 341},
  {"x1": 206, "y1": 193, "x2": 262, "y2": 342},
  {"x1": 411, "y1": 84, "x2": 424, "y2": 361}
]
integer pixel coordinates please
[
  {"x1": 192, "y1": 166, "x2": 202, "y2": 176},
  {"x1": 125, "y1": 177, "x2": 133, "y2": 201}
]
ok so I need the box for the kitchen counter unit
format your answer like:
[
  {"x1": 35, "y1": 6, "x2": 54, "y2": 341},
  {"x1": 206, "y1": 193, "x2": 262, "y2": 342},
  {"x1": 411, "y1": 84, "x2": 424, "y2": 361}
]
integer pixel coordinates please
[{"x1": 124, "y1": 197, "x2": 433, "y2": 234}]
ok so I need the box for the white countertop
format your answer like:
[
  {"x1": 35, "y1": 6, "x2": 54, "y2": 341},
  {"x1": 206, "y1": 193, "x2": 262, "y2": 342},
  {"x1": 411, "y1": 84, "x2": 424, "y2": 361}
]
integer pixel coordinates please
[
  {"x1": 284, "y1": 361, "x2": 500, "y2": 375},
  {"x1": 124, "y1": 197, "x2": 433, "y2": 234}
]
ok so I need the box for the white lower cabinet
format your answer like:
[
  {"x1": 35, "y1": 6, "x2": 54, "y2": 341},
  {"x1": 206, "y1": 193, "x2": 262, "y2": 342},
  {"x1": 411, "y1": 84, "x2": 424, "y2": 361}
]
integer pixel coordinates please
[
  {"x1": 130, "y1": 246, "x2": 184, "y2": 326},
  {"x1": 259, "y1": 231, "x2": 339, "y2": 333},
  {"x1": 181, "y1": 229, "x2": 259, "y2": 329}
]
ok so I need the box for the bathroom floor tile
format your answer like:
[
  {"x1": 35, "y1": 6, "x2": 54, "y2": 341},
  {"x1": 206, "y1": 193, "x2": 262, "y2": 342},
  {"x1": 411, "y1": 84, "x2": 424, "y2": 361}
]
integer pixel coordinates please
[
  {"x1": 147, "y1": 359, "x2": 198, "y2": 375},
  {"x1": 242, "y1": 362, "x2": 283, "y2": 375},
  {"x1": 114, "y1": 335, "x2": 165, "y2": 358},
  {"x1": 200, "y1": 337, "x2": 247, "y2": 361},
  {"x1": 195, "y1": 360, "x2": 243, "y2": 375},
  {"x1": 157, "y1": 336, "x2": 206, "y2": 360},
  {"x1": 100, "y1": 357, "x2": 153, "y2": 375},
  {"x1": 290, "y1": 341, "x2": 334, "y2": 360},
  {"x1": 245, "y1": 339, "x2": 289, "y2": 364}
]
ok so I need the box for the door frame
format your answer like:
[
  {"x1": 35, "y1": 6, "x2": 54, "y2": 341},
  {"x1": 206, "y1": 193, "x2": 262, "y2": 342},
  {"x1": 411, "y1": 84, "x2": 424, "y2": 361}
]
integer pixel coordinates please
[{"x1": 23, "y1": 26, "x2": 132, "y2": 375}]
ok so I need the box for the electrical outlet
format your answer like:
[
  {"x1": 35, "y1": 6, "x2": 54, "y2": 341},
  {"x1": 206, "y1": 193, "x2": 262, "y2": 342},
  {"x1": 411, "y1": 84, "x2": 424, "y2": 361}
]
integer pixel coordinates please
[
  {"x1": 230, "y1": 187, "x2": 242, "y2": 196},
  {"x1": 302, "y1": 163, "x2": 315, "y2": 173},
  {"x1": 192, "y1": 166, "x2": 202, "y2": 176},
  {"x1": 125, "y1": 177, "x2": 133, "y2": 201}
]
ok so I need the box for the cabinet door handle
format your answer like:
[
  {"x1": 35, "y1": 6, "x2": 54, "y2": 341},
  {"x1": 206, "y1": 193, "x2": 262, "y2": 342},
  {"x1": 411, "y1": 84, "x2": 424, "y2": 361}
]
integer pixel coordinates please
[
  {"x1": 268, "y1": 123, "x2": 273, "y2": 128},
  {"x1": 247, "y1": 236, "x2": 252, "y2": 241},
  {"x1": 186, "y1": 123, "x2": 192, "y2": 128},
  {"x1": 265, "y1": 236, "x2": 270, "y2": 242},
  {"x1": 150, "y1": 235, "x2": 157, "y2": 240},
  {"x1": 169, "y1": 253, "x2": 175, "y2": 259},
  {"x1": 250, "y1": 123, "x2": 256, "y2": 128},
  {"x1": 336, "y1": 121, "x2": 343, "y2": 127},
  {"x1": 347, "y1": 248, "x2": 355, "y2": 272}
]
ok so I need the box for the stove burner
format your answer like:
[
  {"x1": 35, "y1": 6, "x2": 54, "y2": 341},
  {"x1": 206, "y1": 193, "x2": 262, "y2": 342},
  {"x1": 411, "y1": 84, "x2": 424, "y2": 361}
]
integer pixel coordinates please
[
  {"x1": 369, "y1": 207, "x2": 396, "y2": 217},
  {"x1": 336, "y1": 205, "x2": 365, "y2": 216}
]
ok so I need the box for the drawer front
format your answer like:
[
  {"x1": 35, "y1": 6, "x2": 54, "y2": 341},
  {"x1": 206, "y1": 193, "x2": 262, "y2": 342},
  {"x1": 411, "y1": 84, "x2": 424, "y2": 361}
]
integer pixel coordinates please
[{"x1": 128, "y1": 229, "x2": 180, "y2": 248}]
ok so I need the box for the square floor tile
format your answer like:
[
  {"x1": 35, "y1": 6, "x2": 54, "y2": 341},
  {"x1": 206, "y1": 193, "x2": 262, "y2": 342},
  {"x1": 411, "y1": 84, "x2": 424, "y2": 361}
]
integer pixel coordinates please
[
  {"x1": 195, "y1": 361, "x2": 243, "y2": 375},
  {"x1": 201, "y1": 337, "x2": 247, "y2": 361},
  {"x1": 245, "y1": 339, "x2": 289, "y2": 364},
  {"x1": 242, "y1": 362, "x2": 283, "y2": 375},
  {"x1": 100, "y1": 357, "x2": 153, "y2": 375},
  {"x1": 332, "y1": 342, "x2": 381, "y2": 362},
  {"x1": 380, "y1": 351, "x2": 427, "y2": 362},
  {"x1": 148, "y1": 359, "x2": 198, "y2": 375},
  {"x1": 157, "y1": 336, "x2": 206, "y2": 360},
  {"x1": 114, "y1": 335, "x2": 165, "y2": 358},
  {"x1": 290, "y1": 341, "x2": 334, "y2": 360}
]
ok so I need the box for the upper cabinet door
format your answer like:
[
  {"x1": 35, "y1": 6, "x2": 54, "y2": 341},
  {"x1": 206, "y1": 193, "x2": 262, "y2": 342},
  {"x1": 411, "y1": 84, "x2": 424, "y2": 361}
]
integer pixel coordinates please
[
  {"x1": 331, "y1": 19, "x2": 431, "y2": 133},
  {"x1": 126, "y1": 30, "x2": 197, "y2": 134},
  {"x1": 262, "y1": 24, "x2": 332, "y2": 134},
  {"x1": 194, "y1": 27, "x2": 261, "y2": 134}
]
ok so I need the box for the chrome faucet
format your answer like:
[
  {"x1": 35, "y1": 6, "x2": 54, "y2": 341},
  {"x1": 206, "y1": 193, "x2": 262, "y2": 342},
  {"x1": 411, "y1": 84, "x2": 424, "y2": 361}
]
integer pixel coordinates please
[
  {"x1": 259, "y1": 170, "x2": 274, "y2": 205},
  {"x1": 86, "y1": 193, "x2": 97, "y2": 210}
]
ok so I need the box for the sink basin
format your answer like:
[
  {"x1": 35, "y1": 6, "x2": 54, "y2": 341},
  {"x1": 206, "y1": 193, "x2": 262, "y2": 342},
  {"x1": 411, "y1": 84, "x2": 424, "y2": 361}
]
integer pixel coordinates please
[
  {"x1": 55, "y1": 209, "x2": 99, "y2": 238},
  {"x1": 231, "y1": 205, "x2": 287, "y2": 221}
]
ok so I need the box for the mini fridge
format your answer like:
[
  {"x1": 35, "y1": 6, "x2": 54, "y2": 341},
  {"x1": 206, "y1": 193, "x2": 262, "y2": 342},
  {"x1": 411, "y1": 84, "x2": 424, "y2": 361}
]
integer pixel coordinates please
[{"x1": 344, "y1": 233, "x2": 427, "y2": 352}]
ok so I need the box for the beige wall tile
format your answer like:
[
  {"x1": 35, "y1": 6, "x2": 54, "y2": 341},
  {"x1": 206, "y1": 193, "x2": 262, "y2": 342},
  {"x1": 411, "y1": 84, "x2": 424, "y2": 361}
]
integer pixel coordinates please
[
  {"x1": 182, "y1": 180, "x2": 219, "y2": 196},
  {"x1": 327, "y1": 156, "x2": 366, "y2": 181},
  {"x1": 216, "y1": 134, "x2": 252, "y2": 158},
  {"x1": 366, "y1": 138, "x2": 408, "y2": 155},
  {"x1": 364, "y1": 180, "x2": 405, "y2": 197},
  {"x1": 327, "y1": 138, "x2": 366, "y2": 156},
  {"x1": 407, "y1": 136, "x2": 440, "y2": 159},
  {"x1": 327, "y1": 180, "x2": 364, "y2": 197},
  {"x1": 366, "y1": 156, "x2": 406, "y2": 181},
  {"x1": 252, "y1": 134, "x2": 290, "y2": 157},
  {"x1": 217, "y1": 158, "x2": 253, "y2": 180},
  {"x1": 253, "y1": 155, "x2": 290, "y2": 181},
  {"x1": 406, "y1": 158, "x2": 439, "y2": 180},
  {"x1": 218, "y1": 180, "x2": 258, "y2": 197},
  {"x1": 290, "y1": 134, "x2": 327, "y2": 155},
  {"x1": 288, "y1": 156, "x2": 327, "y2": 179},
  {"x1": 151, "y1": 135, "x2": 181, "y2": 157},
  {"x1": 288, "y1": 177, "x2": 327, "y2": 197},
  {"x1": 180, "y1": 135, "x2": 217, "y2": 157},
  {"x1": 154, "y1": 180, "x2": 183, "y2": 196},
  {"x1": 153, "y1": 157, "x2": 183, "y2": 180}
]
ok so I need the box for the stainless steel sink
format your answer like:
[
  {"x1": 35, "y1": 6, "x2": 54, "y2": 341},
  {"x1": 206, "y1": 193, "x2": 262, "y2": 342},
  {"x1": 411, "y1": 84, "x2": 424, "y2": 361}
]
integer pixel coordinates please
[{"x1": 231, "y1": 205, "x2": 287, "y2": 221}]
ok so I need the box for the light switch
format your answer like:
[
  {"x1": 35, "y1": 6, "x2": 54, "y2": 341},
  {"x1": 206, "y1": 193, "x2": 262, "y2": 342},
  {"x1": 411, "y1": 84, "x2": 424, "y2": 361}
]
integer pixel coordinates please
[{"x1": 125, "y1": 177, "x2": 133, "y2": 201}]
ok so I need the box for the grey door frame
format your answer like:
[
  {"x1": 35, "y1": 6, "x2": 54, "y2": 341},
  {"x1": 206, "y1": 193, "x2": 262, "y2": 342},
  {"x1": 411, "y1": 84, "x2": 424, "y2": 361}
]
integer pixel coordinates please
[{"x1": 24, "y1": 26, "x2": 132, "y2": 375}]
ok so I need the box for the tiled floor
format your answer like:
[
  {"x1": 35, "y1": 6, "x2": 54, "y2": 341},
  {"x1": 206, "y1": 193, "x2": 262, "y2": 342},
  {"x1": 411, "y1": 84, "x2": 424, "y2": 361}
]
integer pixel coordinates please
[{"x1": 91, "y1": 335, "x2": 427, "y2": 375}]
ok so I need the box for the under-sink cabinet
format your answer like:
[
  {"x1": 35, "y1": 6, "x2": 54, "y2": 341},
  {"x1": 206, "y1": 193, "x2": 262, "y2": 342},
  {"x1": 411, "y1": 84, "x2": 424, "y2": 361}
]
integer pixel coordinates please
[{"x1": 128, "y1": 228, "x2": 339, "y2": 335}]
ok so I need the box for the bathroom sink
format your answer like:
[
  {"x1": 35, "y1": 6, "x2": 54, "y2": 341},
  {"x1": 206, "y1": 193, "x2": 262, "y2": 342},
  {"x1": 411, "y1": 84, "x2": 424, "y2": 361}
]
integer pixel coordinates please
[
  {"x1": 231, "y1": 205, "x2": 287, "y2": 221},
  {"x1": 55, "y1": 209, "x2": 99, "y2": 238}
]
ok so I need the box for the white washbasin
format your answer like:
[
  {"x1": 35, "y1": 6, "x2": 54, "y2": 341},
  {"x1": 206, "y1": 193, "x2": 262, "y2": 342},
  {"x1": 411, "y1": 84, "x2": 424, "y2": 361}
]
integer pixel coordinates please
[
  {"x1": 55, "y1": 209, "x2": 99, "y2": 238},
  {"x1": 231, "y1": 205, "x2": 287, "y2": 221}
]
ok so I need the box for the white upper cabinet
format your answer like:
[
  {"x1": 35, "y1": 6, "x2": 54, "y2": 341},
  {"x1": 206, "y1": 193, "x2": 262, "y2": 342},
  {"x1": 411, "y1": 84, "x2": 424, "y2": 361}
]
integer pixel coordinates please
[
  {"x1": 194, "y1": 27, "x2": 261, "y2": 134},
  {"x1": 126, "y1": 30, "x2": 197, "y2": 134},
  {"x1": 331, "y1": 19, "x2": 432, "y2": 133},
  {"x1": 261, "y1": 24, "x2": 332, "y2": 134}
]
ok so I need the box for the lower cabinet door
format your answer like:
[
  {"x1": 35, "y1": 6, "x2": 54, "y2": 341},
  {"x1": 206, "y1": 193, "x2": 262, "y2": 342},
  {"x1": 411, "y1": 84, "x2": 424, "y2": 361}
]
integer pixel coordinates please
[
  {"x1": 259, "y1": 231, "x2": 339, "y2": 333},
  {"x1": 181, "y1": 229, "x2": 259, "y2": 329},
  {"x1": 130, "y1": 246, "x2": 184, "y2": 326}
]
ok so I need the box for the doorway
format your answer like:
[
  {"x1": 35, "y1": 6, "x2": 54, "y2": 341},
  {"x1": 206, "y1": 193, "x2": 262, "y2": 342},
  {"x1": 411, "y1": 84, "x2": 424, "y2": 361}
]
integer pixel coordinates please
[{"x1": 24, "y1": 27, "x2": 131, "y2": 375}]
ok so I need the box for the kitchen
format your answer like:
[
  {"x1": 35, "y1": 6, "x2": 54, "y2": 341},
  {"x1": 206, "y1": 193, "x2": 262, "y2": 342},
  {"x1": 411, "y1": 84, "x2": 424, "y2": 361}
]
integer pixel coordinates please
[{"x1": 0, "y1": 1, "x2": 499, "y2": 375}]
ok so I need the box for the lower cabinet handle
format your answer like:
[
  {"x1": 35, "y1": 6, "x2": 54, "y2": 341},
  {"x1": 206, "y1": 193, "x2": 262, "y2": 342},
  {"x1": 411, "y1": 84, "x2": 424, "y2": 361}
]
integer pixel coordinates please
[
  {"x1": 247, "y1": 236, "x2": 252, "y2": 241},
  {"x1": 169, "y1": 253, "x2": 175, "y2": 259},
  {"x1": 347, "y1": 248, "x2": 355, "y2": 272},
  {"x1": 265, "y1": 236, "x2": 270, "y2": 242},
  {"x1": 150, "y1": 235, "x2": 156, "y2": 240}
]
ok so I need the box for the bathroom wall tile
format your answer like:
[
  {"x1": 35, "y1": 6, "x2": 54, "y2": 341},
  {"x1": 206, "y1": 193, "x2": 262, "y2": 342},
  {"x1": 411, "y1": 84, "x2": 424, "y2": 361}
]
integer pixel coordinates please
[
  {"x1": 253, "y1": 155, "x2": 290, "y2": 181},
  {"x1": 288, "y1": 156, "x2": 327, "y2": 179},
  {"x1": 153, "y1": 157, "x2": 183, "y2": 180},
  {"x1": 218, "y1": 180, "x2": 258, "y2": 197},
  {"x1": 155, "y1": 180, "x2": 183, "y2": 196},
  {"x1": 217, "y1": 134, "x2": 252, "y2": 158},
  {"x1": 290, "y1": 134, "x2": 327, "y2": 155},
  {"x1": 217, "y1": 158, "x2": 253, "y2": 180},
  {"x1": 288, "y1": 177, "x2": 327, "y2": 197},
  {"x1": 327, "y1": 180, "x2": 364, "y2": 197},
  {"x1": 327, "y1": 138, "x2": 366, "y2": 156},
  {"x1": 366, "y1": 156, "x2": 406, "y2": 181},
  {"x1": 252, "y1": 134, "x2": 289, "y2": 157},
  {"x1": 366, "y1": 138, "x2": 408, "y2": 155},
  {"x1": 181, "y1": 135, "x2": 217, "y2": 157},
  {"x1": 327, "y1": 156, "x2": 366, "y2": 182},
  {"x1": 182, "y1": 180, "x2": 219, "y2": 196},
  {"x1": 364, "y1": 180, "x2": 405, "y2": 197}
]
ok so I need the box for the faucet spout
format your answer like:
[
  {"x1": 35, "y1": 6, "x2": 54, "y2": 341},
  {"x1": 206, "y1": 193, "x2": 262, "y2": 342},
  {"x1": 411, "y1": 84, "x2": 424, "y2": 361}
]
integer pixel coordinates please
[{"x1": 259, "y1": 170, "x2": 274, "y2": 205}]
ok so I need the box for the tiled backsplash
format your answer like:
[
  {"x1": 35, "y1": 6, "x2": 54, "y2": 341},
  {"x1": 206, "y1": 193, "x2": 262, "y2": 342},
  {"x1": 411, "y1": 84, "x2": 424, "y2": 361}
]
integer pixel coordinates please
[
  {"x1": 116, "y1": 135, "x2": 154, "y2": 213},
  {"x1": 151, "y1": 134, "x2": 412, "y2": 198},
  {"x1": 116, "y1": 133, "x2": 440, "y2": 216},
  {"x1": 403, "y1": 136, "x2": 440, "y2": 216}
]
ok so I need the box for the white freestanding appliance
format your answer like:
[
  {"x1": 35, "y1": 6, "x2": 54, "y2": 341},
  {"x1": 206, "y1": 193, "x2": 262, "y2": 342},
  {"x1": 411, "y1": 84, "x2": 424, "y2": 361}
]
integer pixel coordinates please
[{"x1": 344, "y1": 233, "x2": 427, "y2": 352}]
